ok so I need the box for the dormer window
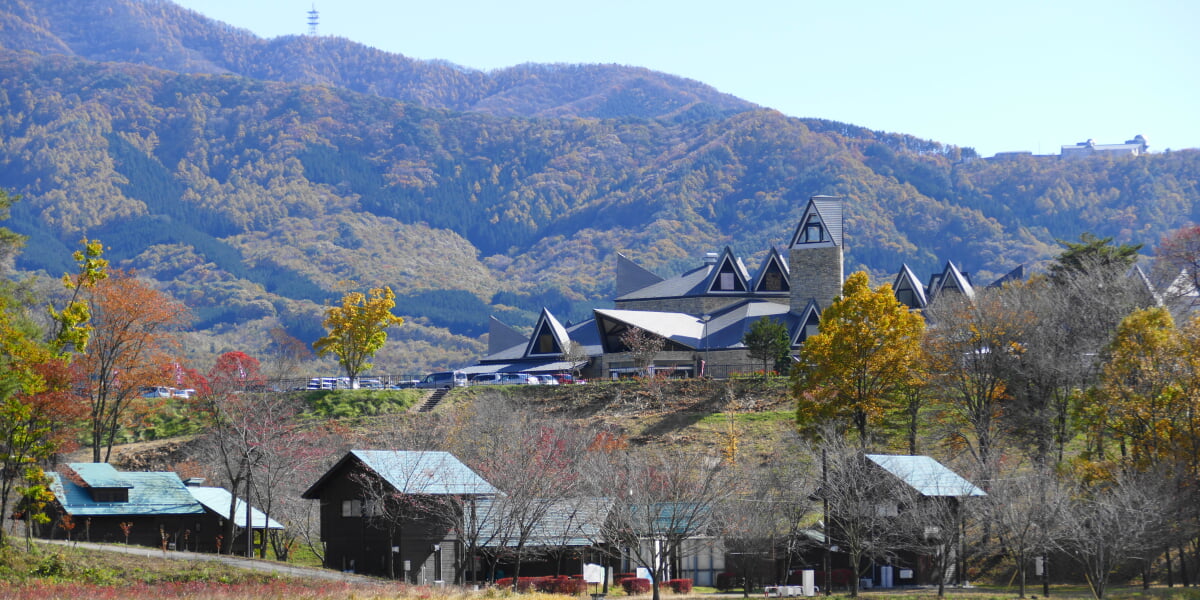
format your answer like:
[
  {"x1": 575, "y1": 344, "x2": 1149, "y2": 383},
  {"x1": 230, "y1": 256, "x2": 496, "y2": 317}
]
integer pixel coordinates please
[
  {"x1": 90, "y1": 488, "x2": 129, "y2": 503},
  {"x1": 801, "y1": 216, "x2": 824, "y2": 243}
]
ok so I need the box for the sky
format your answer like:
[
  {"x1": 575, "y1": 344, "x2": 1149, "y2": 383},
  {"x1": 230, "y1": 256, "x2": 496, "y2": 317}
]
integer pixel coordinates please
[{"x1": 171, "y1": 0, "x2": 1198, "y2": 158}]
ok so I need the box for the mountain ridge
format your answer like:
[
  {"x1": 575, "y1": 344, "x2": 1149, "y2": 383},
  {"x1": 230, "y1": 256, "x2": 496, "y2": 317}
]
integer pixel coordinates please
[{"x1": 1, "y1": 0, "x2": 1198, "y2": 375}]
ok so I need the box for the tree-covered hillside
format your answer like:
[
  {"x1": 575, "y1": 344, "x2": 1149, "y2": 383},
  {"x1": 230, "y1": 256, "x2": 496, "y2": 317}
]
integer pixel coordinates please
[{"x1": 0, "y1": 0, "x2": 1198, "y2": 374}]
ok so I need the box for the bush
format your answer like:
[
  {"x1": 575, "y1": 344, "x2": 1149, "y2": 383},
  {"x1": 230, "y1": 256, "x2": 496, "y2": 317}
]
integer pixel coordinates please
[
  {"x1": 666, "y1": 579, "x2": 692, "y2": 594},
  {"x1": 715, "y1": 572, "x2": 738, "y2": 591},
  {"x1": 559, "y1": 578, "x2": 588, "y2": 594},
  {"x1": 621, "y1": 578, "x2": 652, "y2": 594}
]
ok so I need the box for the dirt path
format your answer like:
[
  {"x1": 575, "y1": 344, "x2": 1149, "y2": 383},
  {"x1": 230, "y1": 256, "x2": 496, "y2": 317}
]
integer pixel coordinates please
[{"x1": 37, "y1": 539, "x2": 383, "y2": 584}]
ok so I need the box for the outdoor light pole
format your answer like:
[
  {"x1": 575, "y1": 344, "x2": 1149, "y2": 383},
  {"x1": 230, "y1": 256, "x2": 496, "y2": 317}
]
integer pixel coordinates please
[
  {"x1": 245, "y1": 445, "x2": 257, "y2": 558},
  {"x1": 700, "y1": 314, "x2": 711, "y2": 378}
]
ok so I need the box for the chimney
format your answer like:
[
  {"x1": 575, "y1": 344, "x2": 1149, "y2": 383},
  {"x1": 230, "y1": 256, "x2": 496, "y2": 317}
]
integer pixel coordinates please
[{"x1": 703, "y1": 252, "x2": 719, "y2": 267}]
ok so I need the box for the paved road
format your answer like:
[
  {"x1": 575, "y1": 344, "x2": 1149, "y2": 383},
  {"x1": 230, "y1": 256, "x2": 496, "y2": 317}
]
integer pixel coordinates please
[{"x1": 37, "y1": 539, "x2": 383, "y2": 584}]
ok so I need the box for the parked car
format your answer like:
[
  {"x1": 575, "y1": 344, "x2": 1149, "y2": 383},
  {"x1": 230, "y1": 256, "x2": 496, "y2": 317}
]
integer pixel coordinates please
[
  {"x1": 500, "y1": 373, "x2": 539, "y2": 385},
  {"x1": 469, "y1": 373, "x2": 505, "y2": 385},
  {"x1": 307, "y1": 377, "x2": 338, "y2": 390},
  {"x1": 536, "y1": 375, "x2": 559, "y2": 385},
  {"x1": 553, "y1": 373, "x2": 586, "y2": 384},
  {"x1": 416, "y1": 371, "x2": 468, "y2": 389}
]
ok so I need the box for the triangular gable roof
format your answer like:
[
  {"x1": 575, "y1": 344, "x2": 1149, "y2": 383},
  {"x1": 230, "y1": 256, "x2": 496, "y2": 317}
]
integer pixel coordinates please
[
  {"x1": 616, "y1": 253, "x2": 666, "y2": 297},
  {"x1": 703, "y1": 247, "x2": 750, "y2": 294},
  {"x1": 892, "y1": 264, "x2": 929, "y2": 309},
  {"x1": 303, "y1": 450, "x2": 497, "y2": 499},
  {"x1": 930, "y1": 261, "x2": 975, "y2": 302},
  {"x1": 186, "y1": 486, "x2": 284, "y2": 529},
  {"x1": 488, "y1": 316, "x2": 528, "y2": 356},
  {"x1": 788, "y1": 196, "x2": 843, "y2": 249},
  {"x1": 790, "y1": 299, "x2": 822, "y2": 346},
  {"x1": 524, "y1": 308, "x2": 572, "y2": 358},
  {"x1": 476, "y1": 317, "x2": 603, "y2": 367},
  {"x1": 865, "y1": 454, "x2": 986, "y2": 497},
  {"x1": 1127, "y1": 264, "x2": 1163, "y2": 306},
  {"x1": 751, "y1": 247, "x2": 791, "y2": 294},
  {"x1": 988, "y1": 265, "x2": 1025, "y2": 288},
  {"x1": 49, "y1": 467, "x2": 205, "y2": 517}
]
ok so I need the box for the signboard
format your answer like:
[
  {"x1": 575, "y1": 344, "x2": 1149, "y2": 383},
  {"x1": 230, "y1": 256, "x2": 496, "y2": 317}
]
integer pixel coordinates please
[{"x1": 584, "y1": 563, "x2": 605, "y2": 583}]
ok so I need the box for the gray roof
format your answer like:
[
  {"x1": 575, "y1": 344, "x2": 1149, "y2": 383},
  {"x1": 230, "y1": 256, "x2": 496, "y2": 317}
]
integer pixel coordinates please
[
  {"x1": 49, "y1": 466, "x2": 205, "y2": 517},
  {"x1": 475, "y1": 497, "x2": 611, "y2": 548},
  {"x1": 615, "y1": 264, "x2": 713, "y2": 301},
  {"x1": 186, "y1": 486, "x2": 284, "y2": 530},
  {"x1": 305, "y1": 451, "x2": 497, "y2": 498},
  {"x1": 617, "y1": 253, "x2": 665, "y2": 297},
  {"x1": 865, "y1": 454, "x2": 986, "y2": 497}
]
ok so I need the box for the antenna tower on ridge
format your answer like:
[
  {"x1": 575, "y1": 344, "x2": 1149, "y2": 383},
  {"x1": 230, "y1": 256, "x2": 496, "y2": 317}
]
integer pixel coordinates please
[{"x1": 307, "y1": 4, "x2": 319, "y2": 36}]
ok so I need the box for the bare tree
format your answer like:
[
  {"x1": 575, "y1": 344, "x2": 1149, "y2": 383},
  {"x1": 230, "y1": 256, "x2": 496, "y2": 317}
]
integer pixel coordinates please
[
  {"x1": 720, "y1": 454, "x2": 818, "y2": 597},
  {"x1": 561, "y1": 340, "x2": 589, "y2": 378},
  {"x1": 983, "y1": 466, "x2": 1069, "y2": 598},
  {"x1": 585, "y1": 446, "x2": 735, "y2": 600},
  {"x1": 815, "y1": 435, "x2": 914, "y2": 598},
  {"x1": 925, "y1": 290, "x2": 1031, "y2": 487},
  {"x1": 453, "y1": 400, "x2": 594, "y2": 586},
  {"x1": 621, "y1": 326, "x2": 665, "y2": 377},
  {"x1": 1055, "y1": 468, "x2": 1171, "y2": 599},
  {"x1": 1003, "y1": 263, "x2": 1152, "y2": 467}
]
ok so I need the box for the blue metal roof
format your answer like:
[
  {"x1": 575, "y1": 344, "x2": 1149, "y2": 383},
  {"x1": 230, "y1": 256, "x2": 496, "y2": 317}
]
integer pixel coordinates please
[
  {"x1": 185, "y1": 486, "x2": 283, "y2": 529},
  {"x1": 865, "y1": 455, "x2": 986, "y2": 497},
  {"x1": 69, "y1": 462, "x2": 133, "y2": 489},
  {"x1": 352, "y1": 450, "x2": 498, "y2": 496},
  {"x1": 49, "y1": 467, "x2": 205, "y2": 517}
]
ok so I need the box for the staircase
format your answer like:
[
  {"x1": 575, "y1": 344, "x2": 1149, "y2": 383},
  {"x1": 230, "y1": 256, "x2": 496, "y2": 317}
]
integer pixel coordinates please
[{"x1": 415, "y1": 388, "x2": 449, "y2": 413}]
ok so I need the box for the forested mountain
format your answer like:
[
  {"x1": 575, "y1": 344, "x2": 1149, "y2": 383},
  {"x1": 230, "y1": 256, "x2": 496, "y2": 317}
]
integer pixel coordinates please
[{"x1": 1, "y1": 0, "x2": 1198, "y2": 373}]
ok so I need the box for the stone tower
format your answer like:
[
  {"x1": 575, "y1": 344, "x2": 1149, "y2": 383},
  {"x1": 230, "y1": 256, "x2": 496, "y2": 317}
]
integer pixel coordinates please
[{"x1": 788, "y1": 196, "x2": 844, "y2": 312}]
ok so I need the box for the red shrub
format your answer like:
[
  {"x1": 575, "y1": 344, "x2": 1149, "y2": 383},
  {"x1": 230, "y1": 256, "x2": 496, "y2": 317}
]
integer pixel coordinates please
[
  {"x1": 715, "y1": 572, "x2": 739, "y2": 591},
  {"x1": 559, "y1": 578, "x2": 589, "y2": 594},
  {"x1": 831, "y1": 569, "x2": 854, "y2": 586},
  {"x1": 666, "y1": 579, "x2": 693, "y2": 594},
  {"x1": 621, "y1": 578, "x2": 652, "y2": 594}
]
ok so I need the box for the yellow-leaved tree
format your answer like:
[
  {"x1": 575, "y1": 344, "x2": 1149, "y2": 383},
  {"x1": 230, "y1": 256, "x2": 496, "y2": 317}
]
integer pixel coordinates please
[
  {"x1": 313, "y1": 286, "x2": 404, "y2": 388},
  {"x1": 793, "y1": 271, "x2": 925, "y2": 446}
]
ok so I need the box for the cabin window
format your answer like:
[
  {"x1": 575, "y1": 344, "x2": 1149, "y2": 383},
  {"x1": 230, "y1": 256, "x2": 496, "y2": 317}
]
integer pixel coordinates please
[
  {"x1": 342, "y1": 499, "x2": 363, "y2": 517},
  {"x1": 720, "y1": 273, "x2": 735, "y2": 290}
]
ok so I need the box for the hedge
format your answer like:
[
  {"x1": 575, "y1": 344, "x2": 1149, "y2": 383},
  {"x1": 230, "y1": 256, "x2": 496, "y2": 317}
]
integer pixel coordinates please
[
  {"x1": 666, "y1": 579, "x2": 693, "y2": 594},
  {"x1": 621, "y1": 578, "x2": 652, "y2": 594}
]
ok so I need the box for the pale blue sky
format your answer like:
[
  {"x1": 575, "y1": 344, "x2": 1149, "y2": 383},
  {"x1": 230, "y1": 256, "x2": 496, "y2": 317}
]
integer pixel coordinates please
[{"x1": 172, "y1": 0, "x2": 1197, "y2": 157}]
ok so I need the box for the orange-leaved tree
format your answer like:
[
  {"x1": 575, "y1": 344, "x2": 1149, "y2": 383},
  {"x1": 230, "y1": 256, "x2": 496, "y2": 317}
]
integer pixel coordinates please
[
  {"x1": 794, "y1": 271, "x2": 925, "y2": 447},
  {"x1": 312, "y1": 286, "x2": 403, "y2": 388},
  {"x1": 73, "y1": 270, "x2": 190, "y2": 462}
]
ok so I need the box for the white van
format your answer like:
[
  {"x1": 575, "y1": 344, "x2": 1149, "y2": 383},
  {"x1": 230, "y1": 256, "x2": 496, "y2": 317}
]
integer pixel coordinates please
[{"x1": 416, "y1": 371, "x2": 468, "y2": 389}]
